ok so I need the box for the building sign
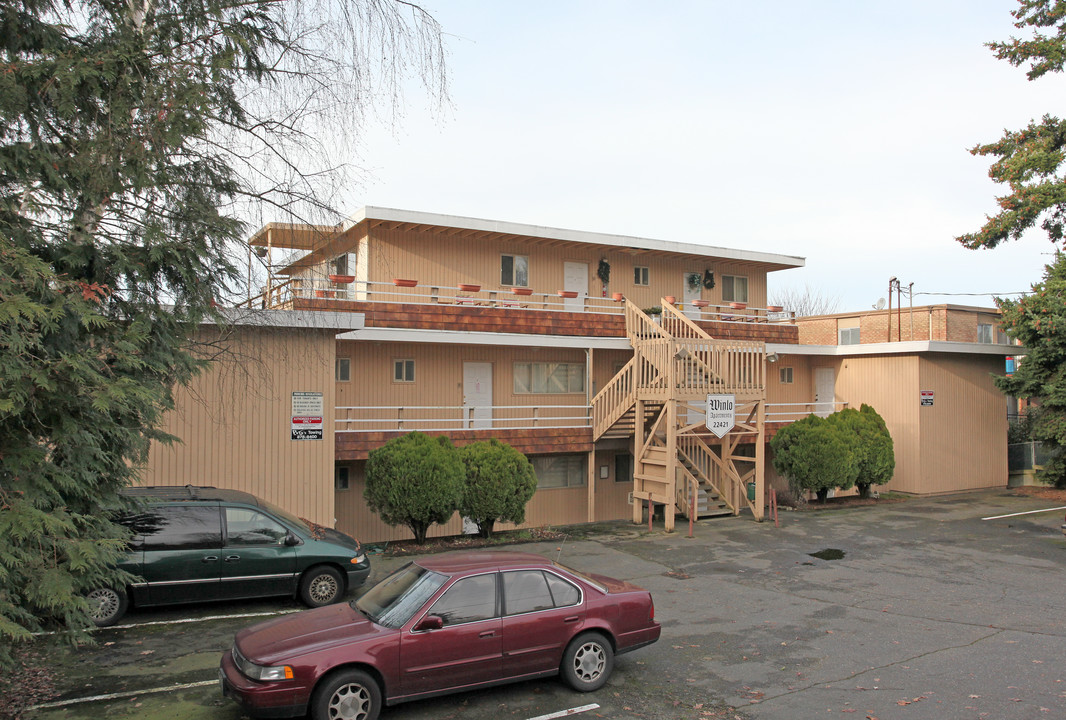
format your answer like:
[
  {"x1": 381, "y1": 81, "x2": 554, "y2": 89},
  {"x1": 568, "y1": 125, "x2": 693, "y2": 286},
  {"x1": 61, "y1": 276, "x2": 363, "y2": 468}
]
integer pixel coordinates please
[
  {"x1": 920, "y1": 390, "x2": 934, "y2": 407},
  {"x1": 292, "y1": 391, "x2": 324, "y2": 440},
  {"x1": 706, "y1": 394, "x2": 736, "y2": 438},
  {"x1": 1005, "y1": 356, "x2": 1015, "y2": 376}
]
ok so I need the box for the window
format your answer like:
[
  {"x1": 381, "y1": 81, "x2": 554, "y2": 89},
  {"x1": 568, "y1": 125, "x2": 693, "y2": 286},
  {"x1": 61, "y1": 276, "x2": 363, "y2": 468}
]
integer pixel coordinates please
[
  {"x1": 503, "y1": 570, "x2": 555, "y2": 615},
  {"x1": 513, "y1": 362, "x2": 585, "y2": 394},
  {"x1": 138, "y1": 506, "x2": 222, "y2": 551},
  {"x1": 394, "y1": 359, "x2": 415, "y2": 383},
  {"x1": 615, "y1": 453, "x2": 633, "y2": 483},
  {"x1": 336, "y1": 357, "x2": 350, "y2": 382},
  {"x1": 779, "y1": 367, "x2": 794, "y2": 384},
  {"x1": 501, "y1": 254, "x2": 529, "y2": 287},
  {"x1": 977, "y1": 323, "x2": 994, "y2": 344},
  {"x1": 225, "y1": 507, "x2": 289, "y2": 546},
  {"x1": 532, "y1": 454, "x2": 586, "y2": 489},
  {"x1": 335, "y1": 466, "x2": 350, "y2": 491},
  {"x1": 721, "y1": 275, "x2": 748, "y2": 303},
  {"x1": 330, "y1": 254, "x2": 348, "y2": 276},
  {"x1": 838, "y1": 327, "x2": 860, "y2": 345},
  {"x1": 428, "y1": 573, "x2": 498, "y2": 626},
  {"x1": 634, "y1": 266, "x2": 649, "y2": 286},
  {"x1": 502, "y1": 570, "x2": 581, "y2": 615}
]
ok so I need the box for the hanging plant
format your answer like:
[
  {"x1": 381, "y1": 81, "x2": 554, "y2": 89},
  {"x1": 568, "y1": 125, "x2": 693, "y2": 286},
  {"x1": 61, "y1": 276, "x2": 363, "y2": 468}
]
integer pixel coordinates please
[
  {"x1": 686, "y1": 272, "x2": 702, "y2": 291},
  {"x1": 702, "y1": 269, "x2": 715, "y2": 289},
  {"x1": 597, "y1": 258, "x2": 611, "y2": 285}
]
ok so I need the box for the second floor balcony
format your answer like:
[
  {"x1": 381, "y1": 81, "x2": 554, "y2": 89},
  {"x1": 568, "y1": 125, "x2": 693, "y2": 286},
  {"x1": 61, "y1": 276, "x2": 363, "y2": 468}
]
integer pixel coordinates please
[{"x1": 241, "y1": 278, "x2": 800, "y2": 343}]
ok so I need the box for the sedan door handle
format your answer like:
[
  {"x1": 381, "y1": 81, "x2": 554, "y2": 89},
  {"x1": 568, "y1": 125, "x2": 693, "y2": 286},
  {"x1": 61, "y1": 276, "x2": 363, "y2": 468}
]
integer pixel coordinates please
[
  {"x1": 202, "y1": 556, "x2": 219, "y2": 563},
  {"x1": 479, "y1": 630, "x2": 496, "y2": 638},
  {"x1": 563, "y1": 615, "x2": 580, "y2": 623},
  {"x1": 224, "y1": 555, "x2": 241, "y2": 562}
]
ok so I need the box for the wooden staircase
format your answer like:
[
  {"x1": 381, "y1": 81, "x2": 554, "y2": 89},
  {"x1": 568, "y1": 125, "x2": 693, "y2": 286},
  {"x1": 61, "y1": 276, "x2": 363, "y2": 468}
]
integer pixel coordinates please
[{"x1": 590, "y1": 300, "x2": 767, "y2": 530}]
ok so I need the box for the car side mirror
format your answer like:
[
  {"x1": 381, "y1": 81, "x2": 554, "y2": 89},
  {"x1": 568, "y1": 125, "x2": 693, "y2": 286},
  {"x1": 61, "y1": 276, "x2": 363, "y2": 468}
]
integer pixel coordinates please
[
  {"x1": 415, "y1": 615, "x2": 443, "y2": 632},
  {"x1": 284, "y1": 534, "x2": 300, "y2": 547}
]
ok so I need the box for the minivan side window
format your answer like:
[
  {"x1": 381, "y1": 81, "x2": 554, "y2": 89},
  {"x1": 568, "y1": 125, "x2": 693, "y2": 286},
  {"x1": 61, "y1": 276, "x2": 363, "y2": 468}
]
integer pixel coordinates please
[
  {"x1": 139, "y1": 506, "x2": 223, "y2": 550},
  {"x1": 225, "y1": 507, "x2": 290, "y2": 546}
]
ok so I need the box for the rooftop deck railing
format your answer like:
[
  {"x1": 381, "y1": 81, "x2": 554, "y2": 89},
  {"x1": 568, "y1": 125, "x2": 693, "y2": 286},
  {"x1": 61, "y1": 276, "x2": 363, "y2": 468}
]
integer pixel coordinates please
[
  {"x1": 240, "y1": 279, "x2": 796, "y2": 325},
  {"x1": 336, "y1": 401, "x2": 844, "y2": 433}
]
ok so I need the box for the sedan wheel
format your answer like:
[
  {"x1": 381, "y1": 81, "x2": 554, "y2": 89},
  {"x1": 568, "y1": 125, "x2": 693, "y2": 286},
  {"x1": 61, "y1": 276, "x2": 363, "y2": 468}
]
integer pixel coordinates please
[
  {"x1": 311, "y1": 669, "x2": 381, "y2": 720},
  {"x1": 561, "y1": 632, "x2": 614, "y2": 692}
]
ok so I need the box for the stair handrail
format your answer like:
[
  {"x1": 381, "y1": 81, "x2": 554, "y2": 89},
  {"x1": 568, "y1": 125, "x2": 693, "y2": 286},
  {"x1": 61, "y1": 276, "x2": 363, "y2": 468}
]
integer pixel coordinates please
[
  {"x1": 661, "y1": 300, "x2": 713, "y2": 341},
  {"x1": 591, "y1": 357, "x2": 636, "y2": 440},
  {"x1": 624, "y1": 301, "x2": 668, "y2": 343}
]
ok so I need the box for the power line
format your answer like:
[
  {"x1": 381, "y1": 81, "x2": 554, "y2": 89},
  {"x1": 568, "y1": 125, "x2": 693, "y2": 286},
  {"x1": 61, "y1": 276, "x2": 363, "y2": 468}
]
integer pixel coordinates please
[{"x1": 914, "y1": 291, "x2": 1027, "y2": 297}]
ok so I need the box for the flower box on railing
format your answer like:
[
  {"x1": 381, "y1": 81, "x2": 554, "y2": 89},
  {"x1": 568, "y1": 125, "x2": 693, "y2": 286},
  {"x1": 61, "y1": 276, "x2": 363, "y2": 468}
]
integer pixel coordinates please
[
  {"x1": 692, "y1": 299, "x2": 709, "y2": 308},
  {"x1": 512, "y1": 287, "x2": 534, "y2": 296},
  {"x1": 730, "y1": 302, "x2": 747, "y2": 310},
  {"x1": 329, "y1": 274, "x2": 355, "y2": 284},
  {"x1": 766, "y1": 305, "x2": 783, "y2": 313},
  {"x1": 458, "y1": 283, "x2": 481, "y2": 293},
  {"x1": 393, "y1": 278, "x2": 418, "y2": 287},
  {"x1": 558, "y1": 290, "x2": 578, "y2": 299}
]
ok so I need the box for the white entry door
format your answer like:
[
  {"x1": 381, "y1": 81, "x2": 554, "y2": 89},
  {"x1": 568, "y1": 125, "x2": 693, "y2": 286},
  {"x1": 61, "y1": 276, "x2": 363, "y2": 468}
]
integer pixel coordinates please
[
  {"x1": 814, "y1": 367, "x2": 835, "y2": 417},
  {"x1": 463, "y1": 362, "x2": 493, "y2": 429},
  {"x1": 563, "y1": 262, "x2": 588, "y2": 312},
  {"x1": 682, "y1": 272, "x2": 701, "y2": 319}
]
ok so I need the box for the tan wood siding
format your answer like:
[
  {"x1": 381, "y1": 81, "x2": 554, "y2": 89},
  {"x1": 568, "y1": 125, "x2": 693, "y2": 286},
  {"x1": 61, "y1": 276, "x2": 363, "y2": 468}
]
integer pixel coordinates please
[
  {"x1": 917, "y1": 355, "x2": 1007, "y2": 493},
  {"x1": 832, "y1": 355, "x2": 921, "y2": 493},
  {"x1": 140, "y1": 328, "x2": 338, "y2": 525}
]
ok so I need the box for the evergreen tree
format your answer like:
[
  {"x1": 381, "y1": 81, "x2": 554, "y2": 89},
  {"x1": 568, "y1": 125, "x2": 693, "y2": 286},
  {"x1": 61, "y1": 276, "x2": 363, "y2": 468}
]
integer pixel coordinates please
[
  {"x1": 0, "y1": 0, "x2": 446, "y2": 649},
  {"x1": 960, "y1": 1, "x2": 1066, "y2": 486}
]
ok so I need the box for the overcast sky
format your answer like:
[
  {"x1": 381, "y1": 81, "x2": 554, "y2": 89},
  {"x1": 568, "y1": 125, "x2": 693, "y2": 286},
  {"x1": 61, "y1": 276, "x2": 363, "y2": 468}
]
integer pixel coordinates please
[{"x1": 341, "y1": 0, "x2": 1061, "y2": 311}]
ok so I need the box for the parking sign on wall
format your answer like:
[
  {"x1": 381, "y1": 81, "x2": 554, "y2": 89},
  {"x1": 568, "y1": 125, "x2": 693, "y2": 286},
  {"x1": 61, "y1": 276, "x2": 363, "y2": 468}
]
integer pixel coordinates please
[{"x1": 292, "y1": 391, "x2": 324, "y2": 440}]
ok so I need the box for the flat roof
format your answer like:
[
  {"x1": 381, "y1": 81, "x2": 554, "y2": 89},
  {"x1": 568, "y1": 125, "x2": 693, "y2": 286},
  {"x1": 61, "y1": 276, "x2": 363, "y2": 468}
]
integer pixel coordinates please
[
  {"x1": 251, "y1": 206, "x2": 806, "y2": 272},
  {"x1": 337, "y1": 327, "x2": 631, "y2": 350}
]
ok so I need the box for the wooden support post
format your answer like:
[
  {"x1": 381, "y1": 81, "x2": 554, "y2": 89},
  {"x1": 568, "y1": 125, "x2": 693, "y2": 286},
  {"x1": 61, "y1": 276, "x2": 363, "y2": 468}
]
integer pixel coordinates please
[
  {"x1": 755, "y1": 399, "x2": 765, "y2": 521},
  {"x1": 587, "y1": 448, "x2": 596, "y2": 523},
  {"x1": 664, "y1": 399, "x2": 676, "y2": 532},
  {"x1": 632, "y1": 398, "x2": 644, "y2": 525}
]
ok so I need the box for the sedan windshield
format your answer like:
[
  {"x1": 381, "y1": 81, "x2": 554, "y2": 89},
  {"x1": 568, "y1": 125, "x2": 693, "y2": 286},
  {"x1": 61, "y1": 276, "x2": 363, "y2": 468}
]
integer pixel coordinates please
[{"x1": 355, "y1": 563, "x2": 447, "y2": 629}]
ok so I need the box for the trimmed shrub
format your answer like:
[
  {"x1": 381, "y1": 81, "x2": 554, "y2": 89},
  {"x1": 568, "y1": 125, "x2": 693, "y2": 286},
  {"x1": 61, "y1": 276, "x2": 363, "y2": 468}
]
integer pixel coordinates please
[
  {"x1": 364, "y1": 432, "x2": 464, "y2": 544},
  {"x1": 457, "y1": 439, "x2": 538, "y2": 538},
  {"x1": 770, "y1": 414, "x2": 857, "y2": 502}
]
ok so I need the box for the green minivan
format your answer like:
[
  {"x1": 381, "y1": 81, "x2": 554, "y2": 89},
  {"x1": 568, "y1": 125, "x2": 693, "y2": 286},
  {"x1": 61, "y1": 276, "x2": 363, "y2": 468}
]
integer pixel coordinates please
[{"x1": 87, "y1": 486, "x2": 371, "y2": 626}]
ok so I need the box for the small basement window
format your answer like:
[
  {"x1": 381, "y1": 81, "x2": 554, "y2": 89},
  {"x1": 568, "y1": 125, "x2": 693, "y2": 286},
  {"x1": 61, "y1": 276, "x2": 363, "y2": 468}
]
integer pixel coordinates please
[{"x1": 394, "y1": 359, "x2": 415, "y2": 383}]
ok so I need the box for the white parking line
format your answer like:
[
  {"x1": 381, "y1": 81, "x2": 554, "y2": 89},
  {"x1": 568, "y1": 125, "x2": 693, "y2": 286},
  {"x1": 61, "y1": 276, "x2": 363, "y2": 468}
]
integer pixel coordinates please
[
  {"x1": 982, "y1": 505, "x2": 1066, "y2": 520},
  {"x1": 29, "y1": 679, "x2": 217, "y2": 710},
  {"x1": 527, "y1": 704, "x2": 600, "y2": 720},
  {"x1": 33, "y1": 608, "x2": 301, "y2": 636}
]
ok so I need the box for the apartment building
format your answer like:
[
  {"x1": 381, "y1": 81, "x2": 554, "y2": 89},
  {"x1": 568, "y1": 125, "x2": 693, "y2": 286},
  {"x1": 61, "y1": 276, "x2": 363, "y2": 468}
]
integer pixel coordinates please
[{"x1": 140, "y1": 208, "x2": 1017, "y2": 541}]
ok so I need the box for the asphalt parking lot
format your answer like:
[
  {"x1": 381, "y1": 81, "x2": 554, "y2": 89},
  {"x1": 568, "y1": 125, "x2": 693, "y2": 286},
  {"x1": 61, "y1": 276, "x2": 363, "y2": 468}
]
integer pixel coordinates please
[{"x1": 22, "y1": 489, "x2": 1066, "y2": 720}]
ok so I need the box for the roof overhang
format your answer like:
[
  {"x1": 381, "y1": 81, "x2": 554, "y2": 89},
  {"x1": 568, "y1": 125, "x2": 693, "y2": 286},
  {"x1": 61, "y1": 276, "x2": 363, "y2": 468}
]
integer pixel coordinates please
[
  {"x1": 768, "y1": 340, "x2": 1022, "y2": 357},
  {"x1": 213, "y1": 308, "x2": 366, "y2": 333},
  {"x1": 337, "y1": 327, "x2": 632, "y2": 350}
]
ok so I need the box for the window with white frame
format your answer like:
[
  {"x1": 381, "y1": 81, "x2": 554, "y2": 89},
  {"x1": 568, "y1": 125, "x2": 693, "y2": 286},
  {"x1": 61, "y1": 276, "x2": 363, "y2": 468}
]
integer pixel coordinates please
[
  {"x1": 513, "y1": 362, "x2": 585, "y2": 394},
  {"x1": 779, "y1": 367, "x2": 794, "y2": 384},
  {"x1": 393, "y1": 359, "x2": 415, "y2": 383},
  {"x1": 633, "y1": 266, "x2": 649, "y2": 286},
  {"x1": 532, "y1": 454, "x2": 587, "y2": 489},
  {"x1": 839, "y1": 327, "x2": 860, "y2": 345},
  {"x1": 336, "y1": 357, "x2": 351, "y2": 382},
  {"x1": 501, "y1": 254, "x2": 529, "y2": 287},
  {"x1": 721, "y1": 275, "x2": 748, "y2": 303}
]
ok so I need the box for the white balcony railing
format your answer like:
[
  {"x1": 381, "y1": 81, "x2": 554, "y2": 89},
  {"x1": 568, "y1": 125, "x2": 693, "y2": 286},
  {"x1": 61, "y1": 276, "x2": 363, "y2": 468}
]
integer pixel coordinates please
[
  {"x1": 336, "y1": 401, "x2": 844, "y2": 434},
  {"x1": 241, "y1": 279, "x2": 795, "y2": 325}
]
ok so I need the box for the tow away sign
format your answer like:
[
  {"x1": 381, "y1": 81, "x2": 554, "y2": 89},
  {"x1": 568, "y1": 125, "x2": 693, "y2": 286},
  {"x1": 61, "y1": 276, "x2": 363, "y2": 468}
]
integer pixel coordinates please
[
  {"x1": 292, "y1": 391, "x2": 324, "y2": 440},
  {"x1": 706, "y1": 394, "x2": 735, "y2": 438}
]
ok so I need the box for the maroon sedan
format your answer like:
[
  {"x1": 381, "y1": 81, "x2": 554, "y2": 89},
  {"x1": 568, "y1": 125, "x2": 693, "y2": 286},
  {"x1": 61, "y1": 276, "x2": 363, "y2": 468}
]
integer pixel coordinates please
[{"x1": 220, "y1": 550, "x2": 660, "y2": 720}]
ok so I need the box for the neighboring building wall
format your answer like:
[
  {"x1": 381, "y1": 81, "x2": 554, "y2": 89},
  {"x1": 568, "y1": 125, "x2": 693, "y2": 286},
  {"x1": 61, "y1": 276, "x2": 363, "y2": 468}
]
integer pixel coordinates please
[
  {"x1": 140, "y1": 326, "x2": 339, "y2": 526},
  {"x1": 796, "y1": 306, "x2": 1006, "y2": 346}
]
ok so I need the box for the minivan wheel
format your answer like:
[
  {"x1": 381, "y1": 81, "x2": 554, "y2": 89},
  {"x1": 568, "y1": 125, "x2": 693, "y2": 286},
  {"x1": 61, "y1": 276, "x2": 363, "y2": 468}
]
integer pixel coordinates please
[
  {"x1": 311, "y1": 668, "x2": 381, "y2": 720},
  {"x1": 561, "y1": 632, "x2": 614, "y2": 692},
  {"x1": 86, "y1": 587, "x2": 128, "y2": 627},
  {"x1": 300, "y1": 566, "x2": 344, "y2": 607}
]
